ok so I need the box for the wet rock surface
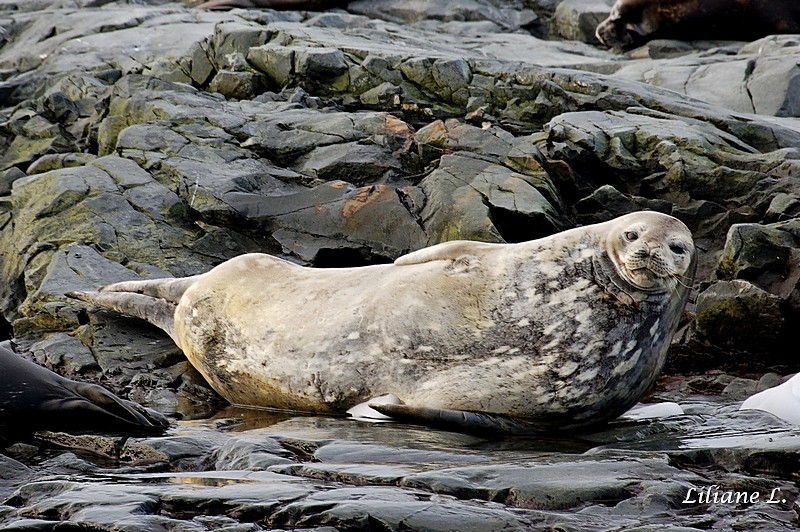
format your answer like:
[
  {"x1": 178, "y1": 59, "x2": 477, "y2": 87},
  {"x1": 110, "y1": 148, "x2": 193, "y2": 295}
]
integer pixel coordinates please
[
  {"x1": 1, "y1": 398, "x2": 799, "y2": 530},
  {"x1": 1, "y1": 0, "x2": 800, "y2": 529}
]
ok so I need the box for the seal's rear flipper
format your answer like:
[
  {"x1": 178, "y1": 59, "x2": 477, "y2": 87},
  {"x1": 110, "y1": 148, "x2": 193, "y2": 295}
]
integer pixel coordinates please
[
  {"x1": 346, "y1": 394, "x2": 402, "y2": 422},
  {"x1": 67, "y1": 289, "x2": 183, "y2": 344},
  {"x1": 368, "y1": 403, "x2": 541, "y2": 435}
]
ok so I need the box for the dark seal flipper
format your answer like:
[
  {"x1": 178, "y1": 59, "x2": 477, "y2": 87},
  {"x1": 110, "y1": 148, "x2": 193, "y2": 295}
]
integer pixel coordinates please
[
  {"x1": 369, "y1": 403, "x2": 546, "y2": 436},
  {"x1": 0, "y1": 346, "x2": 169, "y2": 440},
  {"x1": 58, "y1": 379, "x2": 170, "y2": 434}
]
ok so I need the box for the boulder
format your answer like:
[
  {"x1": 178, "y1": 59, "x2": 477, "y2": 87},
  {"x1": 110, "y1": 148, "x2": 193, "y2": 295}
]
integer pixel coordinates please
[{"x1": 695, "y1": 280, "x2": 784, "y2": 355}]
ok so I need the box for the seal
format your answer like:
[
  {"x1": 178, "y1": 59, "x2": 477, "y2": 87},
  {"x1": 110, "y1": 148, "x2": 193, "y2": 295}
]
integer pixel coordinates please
[
  {"x1": 596, "y1": 0, "x2": 800, "y2": 49},
  {"x1": 0, "y1": 343, "x2": 169, "y2": 439},
  {"x1": 69, "y1": 211, "x2": 696, "y2": 434}
]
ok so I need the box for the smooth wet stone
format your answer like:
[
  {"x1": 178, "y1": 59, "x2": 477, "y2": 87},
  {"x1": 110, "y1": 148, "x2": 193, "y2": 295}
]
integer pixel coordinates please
[
  {"x1": 138, "y1": 428, "x2": 233, "y2": 470},
  {"x1": 6, "y1": 480, "x2": 159, "y2": 521},
  {"x1": 722, "y1": 378, "x2": 759, "y2": 400},
  {"x1": 212, "y1": 433, "x2": 294, "y2": 470},
  {"x1": 756, "y1": 372, "x2": 786, "y2": 392},
  {"x1": 0, "y1": 454, "x2": 31, "y2": 487},
  {"x1": 269, "y1": 486, "x2": 537, "y2": 530},
  {"x1": 402, "y1": 454, "x2": 703, "y2": 511},
  {"x1": 621, "y1": 402, "x2": 684, "y2": 421},
  {"x1": 0, "y1": 394, "x2": 798, "y2": 530},
  {"x1": 271, "y1": 462, "x2": 413, "y2": 485},
  {"x1": 312, "y1": 441, "x2": 490, "y2": 466},
  {"x1": 156, "y1": 473, "x2": 316, "y2": 521},
  {"x1": 25, "y1": 436, "x2": 167, "y2": 469}
]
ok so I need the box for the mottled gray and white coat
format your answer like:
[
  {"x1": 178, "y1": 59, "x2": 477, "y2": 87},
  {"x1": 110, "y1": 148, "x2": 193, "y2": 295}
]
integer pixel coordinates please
[{"x1": 71, "y1": 211, "x2": 696, "y2": 431}]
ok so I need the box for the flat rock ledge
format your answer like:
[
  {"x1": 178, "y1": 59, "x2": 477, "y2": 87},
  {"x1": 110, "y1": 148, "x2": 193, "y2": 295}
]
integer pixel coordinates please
[{"x1": 1, "y1": 401, "x2": 799, "y2": 531}]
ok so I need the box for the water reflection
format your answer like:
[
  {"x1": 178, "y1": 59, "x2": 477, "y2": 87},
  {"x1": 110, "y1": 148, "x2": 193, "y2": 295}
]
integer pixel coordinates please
[
  {"x1": 154, "y1": 399, "x2": 797, "y2": 472},
  {"x1": 175, "y1": 397, "x2": 800, "y2": 455}
]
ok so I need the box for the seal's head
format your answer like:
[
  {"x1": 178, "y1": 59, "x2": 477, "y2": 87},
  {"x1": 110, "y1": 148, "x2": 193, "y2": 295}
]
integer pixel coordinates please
[
  {"x1": 603, "y1": 211, "x2": 696, "y2": 296},
  {"x1": 595, "y1": 0, "x2": 659, "y2": 49}
]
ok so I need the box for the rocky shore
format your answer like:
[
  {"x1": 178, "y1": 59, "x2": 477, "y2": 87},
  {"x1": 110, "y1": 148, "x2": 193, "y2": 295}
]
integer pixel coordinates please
[{"x1": 0, "y1": 0, "x2": 799, "y2": 529}]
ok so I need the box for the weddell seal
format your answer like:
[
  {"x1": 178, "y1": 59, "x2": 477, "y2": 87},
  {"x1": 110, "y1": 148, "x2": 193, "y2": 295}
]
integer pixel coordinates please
[
  {"x1": 596, "y1": 0, "x2": 800, "y2": 49},
  {"x1": 0, "y1": 343, "x2": 169, "y2": 439},
  {"x1": 69, "y1": 211, "x2": 696, "y2": 434}
]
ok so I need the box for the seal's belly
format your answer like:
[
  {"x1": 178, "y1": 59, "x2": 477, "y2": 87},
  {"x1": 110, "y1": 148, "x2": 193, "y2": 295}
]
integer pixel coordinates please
[
  {"x1": 402, "y1": 291, "x2": 664, "y2": 422},
  {"x1": 175, "y1": 258, "x2": 493, "y2": 410}
]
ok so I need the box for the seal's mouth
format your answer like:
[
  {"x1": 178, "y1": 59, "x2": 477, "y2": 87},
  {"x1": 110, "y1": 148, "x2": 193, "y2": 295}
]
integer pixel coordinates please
[
  {"x1": 593, "y1": 252, "x2": 679, "y2": 307},
  {"x1": 626, "y1": 266, "x2": 665, "y2": 289},
  {"x1": 624, "y1": 250, "x2": 676, "y2": 287}
]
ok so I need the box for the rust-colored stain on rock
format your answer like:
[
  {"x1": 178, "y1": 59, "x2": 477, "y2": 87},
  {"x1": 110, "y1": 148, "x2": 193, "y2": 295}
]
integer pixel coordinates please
[{"x1": 342, "y1": 185, "x2": 388, "y2": 219}]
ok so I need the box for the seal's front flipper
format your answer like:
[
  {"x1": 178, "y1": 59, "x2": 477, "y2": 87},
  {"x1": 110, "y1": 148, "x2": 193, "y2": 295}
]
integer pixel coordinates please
[
  {"x1": 368, "y1": 404, "x2": 541, "y2": 435},
  {"x1": 394, "y1": 240, "x2": 501, "y2": 266}
]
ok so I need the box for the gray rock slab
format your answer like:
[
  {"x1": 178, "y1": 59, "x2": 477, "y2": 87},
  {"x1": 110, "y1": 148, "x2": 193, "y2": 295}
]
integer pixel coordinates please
[
  {"x1": 0, "y1": 454, "x2": 31, "y2": 483},
  {"x1": 226, "y1": 180, "x2": 427, "y2": 263},
  {"x1": 402, "y1": 455, "x2": 701, "y2": 511},
  {"x1": 270, "y1": 486, "x2": 537, "y2": 530},
  {"x1": 607, "y1": 35, "x2": 800, "y2": 117},
  {"x1": 347, "y1": 0, "x2": 541, "y2": 34},
  {"x1": 0, "y1": 6, "x2": 220, "y2": 77},
  {"x1": 28, "y1": 332, "x2": 98, "y2": 376},
  {"x1": 212, "y1": 434, "x2": 295, "y2": 470},
  {"x1": 420, "y1": 152, "x2": 565, "y2": 244},
  {"x1": 312, "y1": 441, "x2": 490, "y2": 466}
]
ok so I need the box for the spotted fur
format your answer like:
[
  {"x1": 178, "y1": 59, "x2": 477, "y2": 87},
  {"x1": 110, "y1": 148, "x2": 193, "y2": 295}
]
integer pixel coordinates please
[{"x1": 70, "y1": 211, "x2": 696, "y2": 432}]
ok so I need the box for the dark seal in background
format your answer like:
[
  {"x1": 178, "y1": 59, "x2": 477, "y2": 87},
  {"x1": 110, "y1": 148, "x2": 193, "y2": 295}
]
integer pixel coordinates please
[{"x1": 596, "y1": 0, "x2": 800, "y2": 49}]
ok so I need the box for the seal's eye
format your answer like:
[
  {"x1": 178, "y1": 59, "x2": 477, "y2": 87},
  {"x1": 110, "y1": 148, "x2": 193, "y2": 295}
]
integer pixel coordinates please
[
  {"x1": 624, "y1": 231, "x2": 638, "y2": 242},
  {"x1": 669, "y1": 243, "x2": 686, "y2": 255}
]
